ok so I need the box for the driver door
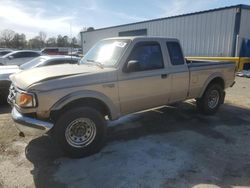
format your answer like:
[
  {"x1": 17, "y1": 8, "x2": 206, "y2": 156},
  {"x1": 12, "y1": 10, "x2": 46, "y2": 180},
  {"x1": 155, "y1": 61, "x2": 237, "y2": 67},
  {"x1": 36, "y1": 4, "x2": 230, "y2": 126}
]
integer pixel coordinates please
[{"x1": 118, "y1": 41, "x2": 171, "y2": 115}]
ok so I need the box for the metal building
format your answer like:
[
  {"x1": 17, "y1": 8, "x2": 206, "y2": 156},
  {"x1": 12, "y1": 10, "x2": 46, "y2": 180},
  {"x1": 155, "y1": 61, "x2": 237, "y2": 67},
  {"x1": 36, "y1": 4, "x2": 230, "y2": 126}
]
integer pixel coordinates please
[{"x1": 80, "y1": 4, "x2": 250, "y2": 57}]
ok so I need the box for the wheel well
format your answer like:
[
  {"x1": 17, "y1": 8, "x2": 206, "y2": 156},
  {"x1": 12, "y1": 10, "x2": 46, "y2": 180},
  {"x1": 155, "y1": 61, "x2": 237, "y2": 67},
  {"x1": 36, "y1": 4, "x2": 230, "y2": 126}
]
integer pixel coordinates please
[
  {"x1": 51, "y1": 98, "x2": 111, "y2": 122},
  {"x1": 208, "y1": 77, "x2": 225, "y2": 89},
  {"x1": 199, "y1": 77, "x2": 225, "y2": 98}
]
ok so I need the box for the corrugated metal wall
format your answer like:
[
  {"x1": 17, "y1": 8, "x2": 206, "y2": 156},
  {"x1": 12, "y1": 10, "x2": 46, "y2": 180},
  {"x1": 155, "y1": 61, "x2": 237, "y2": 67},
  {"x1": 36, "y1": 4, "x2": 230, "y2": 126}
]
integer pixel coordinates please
[
  {"x1": 237, "y1": 8, "x2": 250, "y2": 56},
  {"x1": 239, "y1": 8, "x2": 250, "y2": 39},
  {"x1": 81, "y1": 7, "x2": 237, "y2": 56}
]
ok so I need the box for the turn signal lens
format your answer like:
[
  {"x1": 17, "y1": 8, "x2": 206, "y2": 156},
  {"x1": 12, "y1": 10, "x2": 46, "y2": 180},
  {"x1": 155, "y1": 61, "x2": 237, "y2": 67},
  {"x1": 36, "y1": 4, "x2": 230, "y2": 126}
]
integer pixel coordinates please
[{"x1": 16, "y1": 92, "x2": 35, "y2": 107}]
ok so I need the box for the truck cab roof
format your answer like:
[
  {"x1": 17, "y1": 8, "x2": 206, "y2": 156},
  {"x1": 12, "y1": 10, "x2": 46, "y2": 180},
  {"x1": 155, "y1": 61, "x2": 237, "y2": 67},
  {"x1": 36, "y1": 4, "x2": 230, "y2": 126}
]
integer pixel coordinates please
[{"x1": 102, "y1": 36, "x2": 180, "y2": 42}]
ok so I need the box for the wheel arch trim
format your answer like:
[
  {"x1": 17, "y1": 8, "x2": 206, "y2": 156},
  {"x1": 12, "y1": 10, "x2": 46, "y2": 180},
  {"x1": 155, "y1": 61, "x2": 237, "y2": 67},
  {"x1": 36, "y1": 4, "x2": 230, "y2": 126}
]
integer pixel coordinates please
[
  {"x1": 50, "y1": 90, "x2": 120, "y2": 120},
  {"x1": 198, "y1": 73, "x2": 225, "y2": 98}
]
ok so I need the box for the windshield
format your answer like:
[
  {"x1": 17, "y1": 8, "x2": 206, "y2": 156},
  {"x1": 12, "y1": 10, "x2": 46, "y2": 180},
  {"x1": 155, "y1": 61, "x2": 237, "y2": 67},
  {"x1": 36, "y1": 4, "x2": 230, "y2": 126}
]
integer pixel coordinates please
[
  {"x1": 20, "y1": 56, "x2": 47, "y2": 70},
  {"x1": 79, "y1": 39, "x2": 130, "y2": 67}
]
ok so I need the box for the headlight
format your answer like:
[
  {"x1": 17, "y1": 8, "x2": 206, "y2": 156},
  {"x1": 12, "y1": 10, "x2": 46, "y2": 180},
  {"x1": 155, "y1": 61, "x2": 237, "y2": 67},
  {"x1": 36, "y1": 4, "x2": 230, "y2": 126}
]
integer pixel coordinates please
[{"x1": 15, "y1": 92, "x2": 36, "y2": 108}]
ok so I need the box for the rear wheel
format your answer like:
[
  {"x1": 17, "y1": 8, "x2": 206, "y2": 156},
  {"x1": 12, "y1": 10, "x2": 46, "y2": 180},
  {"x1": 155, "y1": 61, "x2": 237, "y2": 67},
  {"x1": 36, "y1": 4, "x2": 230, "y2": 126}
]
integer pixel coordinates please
[
  {"x1": 196, "y1": 84, "x2": 223, "y2": 115},
  {"x1": 53, "y1": 107, "x2": 107, "y2": 158}
]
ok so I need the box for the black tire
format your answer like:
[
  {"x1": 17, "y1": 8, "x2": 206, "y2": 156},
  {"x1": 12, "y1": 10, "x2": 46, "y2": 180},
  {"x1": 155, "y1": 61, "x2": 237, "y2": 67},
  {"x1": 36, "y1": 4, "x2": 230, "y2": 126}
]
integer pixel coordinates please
[
  {"x1": 53, "y1": 107, "x2": 107, "y2": 158},
  {"x1": 196, "y1": 84, "x2": 223, "y2": 115}
]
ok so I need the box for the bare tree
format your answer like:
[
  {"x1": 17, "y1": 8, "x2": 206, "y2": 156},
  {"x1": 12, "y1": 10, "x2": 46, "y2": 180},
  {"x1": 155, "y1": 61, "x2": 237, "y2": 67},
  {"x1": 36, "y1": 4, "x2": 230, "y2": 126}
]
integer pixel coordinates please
[
  {"x1": 28, "y1": 36, "x2": 44, "y2": 49},
  {"x1": 86, "y1": 27, "x2": 94, "y2": 32},
  {"x1": 81, "y1": 27, "x2": 88, "y2": 32},
  {"x1": 56, "y1": 35, "x2": 64, "y2": 47},
  {"x1": 12, "y1": 33, "x2": 27, "y2": 49},
  {"x1": 39, "y1": 31, "x2": 47, "y2": 43},
  {"x1": 46, "y1": 37, "x2": 57, "y2": 47},
  {"x1": 0, "y1": 28, "x2": 80, "y2": 49},
  {"x1": 77, "y1": 32, "x2": 82, "y2": 47},
  {"x1": 0, "y1": 29, "x2": 15, "y2": 47}
]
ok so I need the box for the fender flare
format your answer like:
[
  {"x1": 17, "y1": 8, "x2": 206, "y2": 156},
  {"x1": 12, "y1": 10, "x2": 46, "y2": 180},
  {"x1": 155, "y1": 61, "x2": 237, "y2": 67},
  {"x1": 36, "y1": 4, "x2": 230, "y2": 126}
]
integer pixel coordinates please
[
  {"x1": 198, "y1": 73, "x2": 225, "y2": 98},
  {"x1": 50, "y1": 90, "x2": 120, "y2": 120}
]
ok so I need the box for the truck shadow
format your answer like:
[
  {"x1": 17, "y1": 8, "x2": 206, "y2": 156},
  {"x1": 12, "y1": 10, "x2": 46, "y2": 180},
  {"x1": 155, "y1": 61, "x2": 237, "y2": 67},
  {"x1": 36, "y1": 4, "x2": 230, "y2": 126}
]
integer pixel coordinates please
[
  {"x1": 107, "y1": 102, "x2": 250, "y2": 144},
  {"x1": 25, "y1": 101, "x2": 250, "y2": 188},
  {"x1": 0, "y1": 104, "x2": 11, "y2": 114}
]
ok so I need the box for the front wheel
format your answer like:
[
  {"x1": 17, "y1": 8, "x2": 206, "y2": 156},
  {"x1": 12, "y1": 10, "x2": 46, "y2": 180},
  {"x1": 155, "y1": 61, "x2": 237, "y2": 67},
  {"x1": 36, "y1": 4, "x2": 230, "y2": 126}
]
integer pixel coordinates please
[
  {"x1": 196, "y1": 84, "x2": 224, "y2": 115},
  {"x1": 53, "y1": 107, "x2": 107, "y2": 158}
]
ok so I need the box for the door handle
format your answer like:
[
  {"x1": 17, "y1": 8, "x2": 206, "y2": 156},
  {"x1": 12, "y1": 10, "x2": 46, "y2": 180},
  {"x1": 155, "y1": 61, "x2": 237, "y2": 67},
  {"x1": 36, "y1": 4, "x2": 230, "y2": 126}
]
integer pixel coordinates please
[{"x1": 161, "y1": 74, "x2": 168, "y2": 79}]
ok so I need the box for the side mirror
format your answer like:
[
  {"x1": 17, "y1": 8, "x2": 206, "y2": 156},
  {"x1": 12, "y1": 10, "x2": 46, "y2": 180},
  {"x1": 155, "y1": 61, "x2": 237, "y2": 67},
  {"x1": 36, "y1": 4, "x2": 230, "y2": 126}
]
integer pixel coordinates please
[
  {"x1": 125, "y1": 60, "x2": 140, "y2": 73},
  {"x1": 8, "y1": 55, "x2": 14, "y2": 60}
]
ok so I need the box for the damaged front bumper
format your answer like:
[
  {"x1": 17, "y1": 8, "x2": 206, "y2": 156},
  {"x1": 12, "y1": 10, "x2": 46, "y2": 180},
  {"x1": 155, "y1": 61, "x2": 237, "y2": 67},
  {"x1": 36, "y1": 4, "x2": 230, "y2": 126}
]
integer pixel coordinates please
[{"x1": 11, "y1": 107, "x2": 54, "y2": 137}]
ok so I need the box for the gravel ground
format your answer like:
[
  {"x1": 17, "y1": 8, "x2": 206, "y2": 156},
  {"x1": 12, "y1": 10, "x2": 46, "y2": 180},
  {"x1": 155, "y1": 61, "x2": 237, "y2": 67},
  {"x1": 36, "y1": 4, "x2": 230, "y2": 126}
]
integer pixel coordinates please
[{"x1": 0, "y1": 77, "x2": 250, "y2": 188}]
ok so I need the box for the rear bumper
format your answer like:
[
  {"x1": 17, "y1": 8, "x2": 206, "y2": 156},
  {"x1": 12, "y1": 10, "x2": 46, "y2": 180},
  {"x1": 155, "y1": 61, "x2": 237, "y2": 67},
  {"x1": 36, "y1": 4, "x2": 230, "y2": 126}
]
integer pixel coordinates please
[{"x1": 11, "y1": 107, "x2": 54, "y2": 136}]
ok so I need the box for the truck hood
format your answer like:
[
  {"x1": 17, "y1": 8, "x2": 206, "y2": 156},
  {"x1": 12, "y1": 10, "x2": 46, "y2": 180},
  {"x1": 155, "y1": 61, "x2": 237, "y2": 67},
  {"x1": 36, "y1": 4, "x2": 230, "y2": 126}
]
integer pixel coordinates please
[
  {"x1": 0, "y1": 65, "x2": 20, "y2": 80},
  {"x1": 10, "y1": 64, "x2": 106, "y2": 89}
]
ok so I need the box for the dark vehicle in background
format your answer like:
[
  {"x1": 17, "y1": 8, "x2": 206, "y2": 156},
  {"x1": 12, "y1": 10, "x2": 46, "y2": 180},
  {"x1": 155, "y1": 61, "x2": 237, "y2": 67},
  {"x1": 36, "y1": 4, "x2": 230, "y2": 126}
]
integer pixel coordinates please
[
  {"x1": 68, "y1": 48, "x2": 83, "y2": 57},
  {"x1": 0, "y1": 55, "x2": 80, "y2": 104},
  {"x1": 0, "y1": 49, "x2": 13, "y2": 57},
  {"x1": 41, "y1": 47, "x2": 69, "y2": 55},
  {"x1": 0, "y1": 50, "x2": 41, "y2": 66},
  {"x1": 19, "y1": 55, "x2": 79, "y2": 69}
]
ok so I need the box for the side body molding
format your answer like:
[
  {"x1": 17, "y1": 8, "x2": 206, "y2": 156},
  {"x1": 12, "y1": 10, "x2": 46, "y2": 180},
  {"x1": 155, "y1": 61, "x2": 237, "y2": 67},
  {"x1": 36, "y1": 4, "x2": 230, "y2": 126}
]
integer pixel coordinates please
[{"x1": 50, "y1": 90, "x2": 120, "y2": 120}]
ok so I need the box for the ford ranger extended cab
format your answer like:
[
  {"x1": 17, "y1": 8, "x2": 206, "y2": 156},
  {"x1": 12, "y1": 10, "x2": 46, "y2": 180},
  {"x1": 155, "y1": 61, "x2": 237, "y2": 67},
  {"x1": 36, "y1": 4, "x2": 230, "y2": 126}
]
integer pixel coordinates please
[{"x1": 8, "y1": 37, "x2": 235, "y2": 158}]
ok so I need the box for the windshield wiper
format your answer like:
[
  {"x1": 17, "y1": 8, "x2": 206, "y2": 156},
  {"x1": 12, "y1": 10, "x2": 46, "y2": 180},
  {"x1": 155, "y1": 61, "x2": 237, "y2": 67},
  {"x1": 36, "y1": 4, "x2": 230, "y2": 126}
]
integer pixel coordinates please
[{"x1": 86, "y1": 59, "x2": 104, "y2": 69}]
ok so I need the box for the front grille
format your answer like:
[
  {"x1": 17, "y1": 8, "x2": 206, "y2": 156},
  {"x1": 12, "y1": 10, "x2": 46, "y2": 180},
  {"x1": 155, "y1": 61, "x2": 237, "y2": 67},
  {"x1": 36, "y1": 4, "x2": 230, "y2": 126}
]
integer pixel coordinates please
[{"x1": 8, "y1": 84, "x2": 17, "y2": 105}]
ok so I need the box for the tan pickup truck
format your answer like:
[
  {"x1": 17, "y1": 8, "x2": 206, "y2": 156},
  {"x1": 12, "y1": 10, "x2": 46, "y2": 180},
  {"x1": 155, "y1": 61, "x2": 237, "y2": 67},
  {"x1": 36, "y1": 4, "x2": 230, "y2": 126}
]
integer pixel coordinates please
[{"x1": 8, "y1": 37, "x2": 235, "y2": 158}]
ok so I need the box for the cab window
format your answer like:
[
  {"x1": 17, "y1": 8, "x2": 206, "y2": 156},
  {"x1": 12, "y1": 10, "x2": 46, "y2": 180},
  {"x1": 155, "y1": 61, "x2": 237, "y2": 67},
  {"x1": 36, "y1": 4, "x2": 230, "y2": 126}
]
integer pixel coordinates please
[
  {"x1": 166, "y1": 42, "x2": 185, "y2": 65},
  {"x1": 127, "y1": 42, "x2": 164, "y2": 72}
]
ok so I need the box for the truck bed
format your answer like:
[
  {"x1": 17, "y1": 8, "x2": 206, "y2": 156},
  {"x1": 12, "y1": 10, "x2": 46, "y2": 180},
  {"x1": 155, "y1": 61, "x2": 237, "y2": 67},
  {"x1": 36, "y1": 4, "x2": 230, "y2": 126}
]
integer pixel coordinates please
[{"x1": 185, "y1": 59, "x2": 235, "y2": 99}]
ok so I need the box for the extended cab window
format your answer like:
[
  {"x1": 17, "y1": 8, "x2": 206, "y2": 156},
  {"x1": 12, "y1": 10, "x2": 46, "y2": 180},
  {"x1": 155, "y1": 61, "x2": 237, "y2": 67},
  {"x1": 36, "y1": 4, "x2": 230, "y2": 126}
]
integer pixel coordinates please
[
  {"x1": 166, "y1": 42, "x2": 185, "y2": 65},
  {"x1": 128, "y1": 42, "x2": 164, "y2": 71}
]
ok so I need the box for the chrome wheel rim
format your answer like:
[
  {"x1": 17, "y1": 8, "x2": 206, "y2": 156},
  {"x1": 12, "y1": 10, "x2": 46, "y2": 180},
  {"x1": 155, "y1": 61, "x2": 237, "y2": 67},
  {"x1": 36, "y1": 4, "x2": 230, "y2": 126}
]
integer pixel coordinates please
[
  {"x1": 208, "y1": 90, "x2": 219, "y2": 109},
  {"x1": 65, "y1": 118, "x2": 96, "y2": 148}
]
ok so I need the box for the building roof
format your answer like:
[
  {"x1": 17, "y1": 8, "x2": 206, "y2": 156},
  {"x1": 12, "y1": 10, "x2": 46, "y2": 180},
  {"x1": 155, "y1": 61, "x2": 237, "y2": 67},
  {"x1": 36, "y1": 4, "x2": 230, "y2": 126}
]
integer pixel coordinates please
[{"x1": 81, "y1": 4, "x2": 250, "y2": 33}]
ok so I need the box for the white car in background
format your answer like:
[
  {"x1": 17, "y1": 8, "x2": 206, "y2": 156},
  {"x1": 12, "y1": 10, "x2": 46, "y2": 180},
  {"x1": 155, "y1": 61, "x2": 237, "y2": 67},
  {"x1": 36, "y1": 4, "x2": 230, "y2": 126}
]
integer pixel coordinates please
[
  {"x1": 0, "y1": 49, "x2": 13, "y2": 57},
  {"x1": 0, "y1": 55, "x2": 80, "y2": 104},
  {"x1": 0, "y1": 50, "x2": 41, "y2": 66}
]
